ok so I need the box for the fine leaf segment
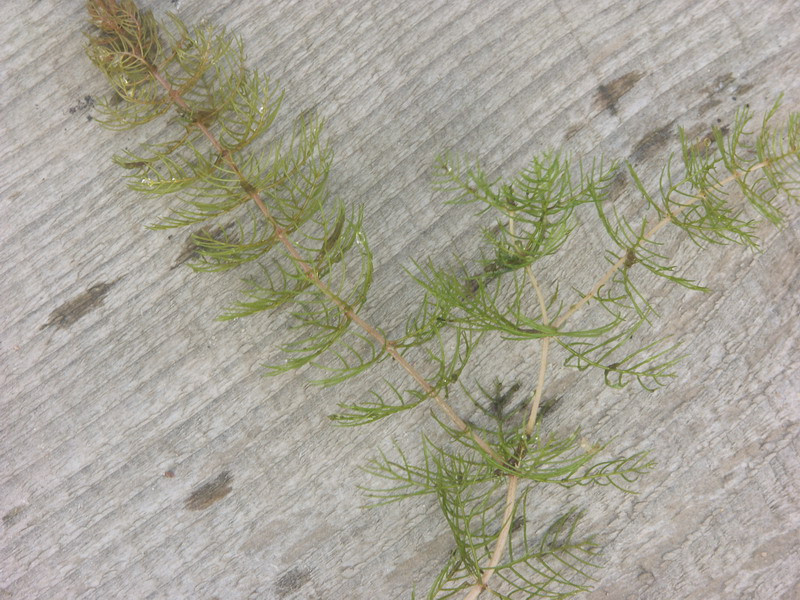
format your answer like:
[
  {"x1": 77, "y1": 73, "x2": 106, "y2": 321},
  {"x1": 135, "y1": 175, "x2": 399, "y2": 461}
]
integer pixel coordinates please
[{"x1": 85, "y1": 2, "x2": 799, "y2": 598}]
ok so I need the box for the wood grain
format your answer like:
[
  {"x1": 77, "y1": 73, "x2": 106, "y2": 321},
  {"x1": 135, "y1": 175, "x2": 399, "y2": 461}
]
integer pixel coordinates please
[{"x1": 1, "y1": 1, "x2": 799, "y2": 598}]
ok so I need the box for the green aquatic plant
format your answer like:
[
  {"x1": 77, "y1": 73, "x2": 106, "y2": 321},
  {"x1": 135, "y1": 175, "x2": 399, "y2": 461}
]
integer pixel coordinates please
[{"x1": 85, "y1": 1, "x2": 799, "y2": 597}]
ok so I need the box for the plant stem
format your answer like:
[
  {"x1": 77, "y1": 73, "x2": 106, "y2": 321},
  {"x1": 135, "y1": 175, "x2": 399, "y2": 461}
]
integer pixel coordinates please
[
  {"x1": 464, "y1": 220, "x2": 553, "y2": 597},
  {"x1": 524, "y1": 266, "x2": 551, "y2": 437},
  {"x1": 463, "y1": 474, "x2": 519, "y2": 600},
  {"x1": 146, "y1": 48, "x2": 504, "y2": 462}
]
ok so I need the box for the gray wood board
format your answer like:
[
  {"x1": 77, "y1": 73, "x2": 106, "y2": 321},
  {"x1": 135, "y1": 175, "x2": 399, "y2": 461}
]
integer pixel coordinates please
[{"x1": 2, "y1": 1, "x2": 799, "y2": 599}]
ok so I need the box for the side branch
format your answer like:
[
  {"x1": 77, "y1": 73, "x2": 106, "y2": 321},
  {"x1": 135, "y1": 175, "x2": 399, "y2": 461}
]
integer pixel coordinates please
[{"x1": 553, "y1": 160, "x2": 772, "y2": 329}]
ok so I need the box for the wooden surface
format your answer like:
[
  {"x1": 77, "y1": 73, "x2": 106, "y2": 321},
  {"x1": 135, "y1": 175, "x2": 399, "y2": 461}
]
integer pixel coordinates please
[{"x1": 2, "y1": 1, "x2": 799, "y2": 598}]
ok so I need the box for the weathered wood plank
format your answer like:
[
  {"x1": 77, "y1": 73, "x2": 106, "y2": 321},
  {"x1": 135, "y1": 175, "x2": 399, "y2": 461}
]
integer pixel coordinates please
[{"x1": 2, "y1": 1, "x2": 798, "y2": 599}]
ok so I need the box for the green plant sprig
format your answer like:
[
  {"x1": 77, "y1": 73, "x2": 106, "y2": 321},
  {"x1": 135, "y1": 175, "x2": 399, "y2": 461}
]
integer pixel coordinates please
[
  {"x1": 85, "y1": 2, "x2": 799, "y2": 598},
  {"x1": 85, "y1": 0, "x2": 501, "y2": 463}
]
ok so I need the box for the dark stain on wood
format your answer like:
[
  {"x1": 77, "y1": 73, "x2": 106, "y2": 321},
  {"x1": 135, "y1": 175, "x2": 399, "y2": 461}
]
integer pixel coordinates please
[
  {"x1": 698, "y1": 72, "x2": 732, "y2": 114},
  {"x1": 631, "y1": 122, "x2": 675, "y2": 164},
  {"x1": 511, "y1": 516, "x2": 525, "y2": 533},
  {"x1": 702, "y1": 72, "x2": 736, "y2": 97},
  {"x1": 41, "y1": 279, "x2": 119, "y2": 330},
  {"x1": 715, "y1": 74, "x2": 755, "y2": 100},
  {"x1": 605, "y1": 169, "x2": 628, "y2": 202},
  {"x1": 698, "y1": 73, "x2": 755, "y2": 114},
  {"x1": 171, "y1": 225, "x2": 224, "y2": 269},
  {"x1": 697, "y1": 97, "x2": 723, "y2": 114},
  {"x1": 274, "y1": 566, "x2": 312, "y2": 598},
  {"x1": 595, "y1": 71, "x2": 644, "y2": 115},
  {"x1": 185, "y1": 471, "x2": 233, "y2": 511},
  {"x1": 489, "y1": 380, "x2": 522, "y2": 416},
  {"x1": 68, "y1": 95, "x2": 95, "y2": 114},
  {"x1": 3, "y1": 505, "x2": 26, "y2": 528},
  {"x1": 537, "y1": 395, "x2": 562, "y2": 420},
  {"x1": 731, "y1": 82, "x2": 754, "y2": 100},
  {"x1": 563, "y1": 122, "x2": 585, "y2": 142}
]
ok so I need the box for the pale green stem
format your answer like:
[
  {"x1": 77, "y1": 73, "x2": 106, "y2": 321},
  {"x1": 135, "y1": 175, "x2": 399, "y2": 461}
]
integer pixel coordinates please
[{"x1": 465, "y1": 222, "x2": 552, "y2": 599}]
